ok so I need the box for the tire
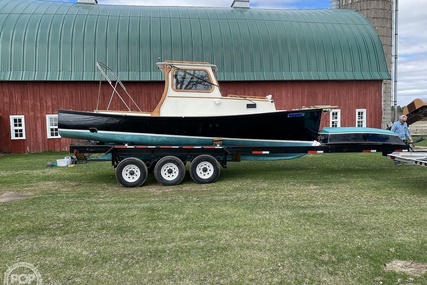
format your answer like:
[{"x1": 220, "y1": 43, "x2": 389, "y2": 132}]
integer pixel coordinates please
[
  {"x1": 115, "y1": 157, "x2": 148, "y2": 187},
  {"x1": 190, "y1": 154, "x2": 220, "y2": 184},
  {"x1": 154, "y1": 156, "x2": 186, "y2": 186}
]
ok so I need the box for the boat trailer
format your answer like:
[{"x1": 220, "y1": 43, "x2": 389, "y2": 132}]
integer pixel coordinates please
[
  {"x1": 69, "y1": 143, "x2": 409, "y2": 187},
  {"x1": 387, "y1": 151, "x2": 427, "y2": 167}
]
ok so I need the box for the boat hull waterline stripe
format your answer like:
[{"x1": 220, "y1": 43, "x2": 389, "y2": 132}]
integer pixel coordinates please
[{"x1": 59, "y1": 129, "x2": 320, "y2": 147}]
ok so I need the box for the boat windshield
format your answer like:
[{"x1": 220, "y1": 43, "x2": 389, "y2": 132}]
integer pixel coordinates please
[{"x1": 173, "y1": 69, "x2": 213, "y2": 91}]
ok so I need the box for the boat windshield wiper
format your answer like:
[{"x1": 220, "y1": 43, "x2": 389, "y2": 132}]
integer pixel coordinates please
[{"x1": 168, "y1": 63, "x2": 221, "y2": 89}]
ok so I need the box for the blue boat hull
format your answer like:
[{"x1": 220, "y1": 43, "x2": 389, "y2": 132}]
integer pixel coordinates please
[{"x1": 59, "y1": 128, "x2": 316, "y2": 161}]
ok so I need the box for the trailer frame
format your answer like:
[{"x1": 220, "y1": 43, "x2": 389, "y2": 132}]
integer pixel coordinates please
[
  {"x1": 69, "y1": 142, "x2": 409, "y2": 187},
  {"x1": 387, "y1": 151, "x2": 427, "y2": 167}
]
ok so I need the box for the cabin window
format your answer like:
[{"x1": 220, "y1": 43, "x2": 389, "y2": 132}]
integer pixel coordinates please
[
  {"x1": 46, "y1": 114, "x2": 60, "y2": 138},
  {"x1": 10, "y1": 115, "x2": 26, "y2": 140},
  {"x1": 173, "y1": 69, "x2": 212, "y2": 91},
  {"x1": 356, "y1": 109, "x2": 366, "y2": 127},
  {"x1": 330, "y1": 109, "x2": 341, "y2": 128}
]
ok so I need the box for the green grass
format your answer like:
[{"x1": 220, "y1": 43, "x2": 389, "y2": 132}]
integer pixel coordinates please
[{"x1": 1, "y1": 147, "x2": 427, "y2": 284}]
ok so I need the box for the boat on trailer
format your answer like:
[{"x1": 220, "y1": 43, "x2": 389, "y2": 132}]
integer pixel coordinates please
[
  {"x1": 58, "y1": 61, "x2": 409, "y2": 187},
  {"x1": 59, "y1": 61, "x2": 324, "y2": 160}
]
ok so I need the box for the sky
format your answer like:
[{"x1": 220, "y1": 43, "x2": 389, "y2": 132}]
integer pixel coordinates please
[{"x1": 89, "y1": 0, "x2": 427, "y2": 106}]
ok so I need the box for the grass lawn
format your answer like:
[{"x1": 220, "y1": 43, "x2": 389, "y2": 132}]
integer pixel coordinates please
[{"x1": 1, "y1": 145, "x2": 427, "y2": 284}]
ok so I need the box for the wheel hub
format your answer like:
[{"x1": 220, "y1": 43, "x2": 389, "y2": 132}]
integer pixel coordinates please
[
  {"x1": 197, "y1": 162, "x2": 213, "y2": 178},
  {"x1": 122, "y1": 164, "x2": 140, "y2": 182},
  {"x1": 161, "y1": 163, "x2": 180, "y2": 181}
]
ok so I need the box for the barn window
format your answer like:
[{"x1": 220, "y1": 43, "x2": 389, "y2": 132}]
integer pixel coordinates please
[
  {"x1": 356, "y1": 109, "x2": 366, "y2": 127},
  {"x1": 10, "y1": 115, "x2": 26, "y2": 140},
  {"x1": 173, "y1": 69, "x2": 213, "y2": 91},
  {"x1": 46, "y1": 114, "x2": 60, "y2": 138},
  {"x1": 330, "y1": 109, "x2": 341, "y2": 128}
]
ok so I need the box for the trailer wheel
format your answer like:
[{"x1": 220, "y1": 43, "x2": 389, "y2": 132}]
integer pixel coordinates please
[
  {"x1": 154, "y1": 156, "x2": 186, "y2": 186},
  {"x1": 190, "y1": 154, "x2": 220, "y2": 184},
  {"x1": 115, "y1": 158, "x2": 148, "y2": 187}
]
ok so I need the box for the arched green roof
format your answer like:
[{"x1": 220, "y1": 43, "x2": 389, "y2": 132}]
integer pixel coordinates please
[{"x1": 0, "y1": 0, "x2": 390, "y2": 81}]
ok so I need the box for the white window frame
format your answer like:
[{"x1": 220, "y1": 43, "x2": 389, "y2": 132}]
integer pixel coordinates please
[
  {"x1": 10, "y1": 115, "x2": 26, "y2": 140},
  {"x1": 46, "y1": 114, "x2": 60, "y2": 139},
  {"x1": 356, "y1": 109, "x2": 367, "y2": 128},
  {"x1": 330, "y1": 109, "x2": 341, "y2": 128}
]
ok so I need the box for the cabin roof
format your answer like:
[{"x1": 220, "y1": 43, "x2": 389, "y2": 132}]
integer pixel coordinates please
[
  {"x1": 0, "y1": 0, "x2": 390, "y2": 81},
  {"x1": 156, "y1": 61, "x2": 218, "y2": 74}
]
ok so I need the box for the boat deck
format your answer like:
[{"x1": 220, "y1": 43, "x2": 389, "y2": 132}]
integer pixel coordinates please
[{"x1": 95, "y1": 110, "x2": 152, "y2": 116}]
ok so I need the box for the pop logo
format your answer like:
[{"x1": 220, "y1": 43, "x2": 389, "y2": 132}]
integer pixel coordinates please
[{"x1": 3, "y1": 262, "x2": 42, "y2": 285}]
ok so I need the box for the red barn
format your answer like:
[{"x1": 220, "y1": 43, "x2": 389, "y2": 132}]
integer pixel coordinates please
[{"x1": 0, "y1": 0, "x2": 390, "y2": 153}]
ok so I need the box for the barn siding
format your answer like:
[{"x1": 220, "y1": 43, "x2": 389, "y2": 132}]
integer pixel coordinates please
[
  {"x1": 221, "y1": 80, "x2": 383, "y2": 128},
  {"x1": 0, "y1": 80, "x2": 382, "y2": 153}
]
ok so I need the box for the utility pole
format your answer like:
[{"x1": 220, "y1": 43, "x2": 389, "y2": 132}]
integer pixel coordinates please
[{"x1": 393, "y1": 0, "x2": 399, "y2": 121}]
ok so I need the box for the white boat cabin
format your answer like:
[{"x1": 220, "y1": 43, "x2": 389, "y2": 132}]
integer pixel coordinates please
[
  {"x1": 151, "y1": 61, "x2": 276, "y2": 116},
  {"x1": 95, "y1": 60, "x2": 276, "y2": 117}
]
